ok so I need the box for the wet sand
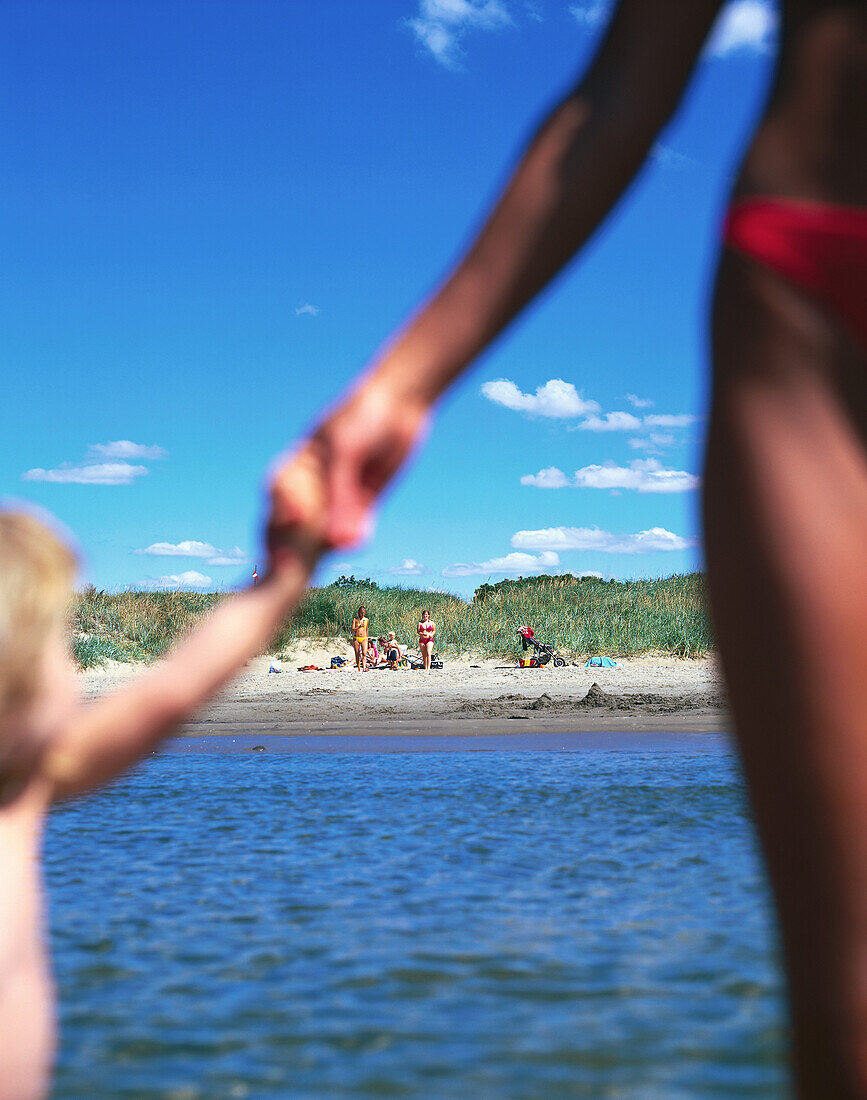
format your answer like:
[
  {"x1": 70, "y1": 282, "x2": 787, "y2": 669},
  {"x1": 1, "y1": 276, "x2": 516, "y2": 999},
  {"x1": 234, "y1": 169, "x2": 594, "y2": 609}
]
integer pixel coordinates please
[{"x1": 82, "y1": 651, "x2": 728, "y2": 739}]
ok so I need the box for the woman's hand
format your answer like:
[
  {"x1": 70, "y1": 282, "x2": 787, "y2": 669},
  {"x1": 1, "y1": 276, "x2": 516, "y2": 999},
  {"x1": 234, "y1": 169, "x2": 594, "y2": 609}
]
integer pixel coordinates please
[{"x1": 269, "y1": 377, "x2": 431, "y2": 554}]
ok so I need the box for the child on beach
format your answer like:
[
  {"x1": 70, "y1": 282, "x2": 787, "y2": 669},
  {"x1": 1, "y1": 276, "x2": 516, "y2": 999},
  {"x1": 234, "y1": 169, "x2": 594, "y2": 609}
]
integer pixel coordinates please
[{"x1": 0, "y1": 478, "x2": 322, "y2": 1099}]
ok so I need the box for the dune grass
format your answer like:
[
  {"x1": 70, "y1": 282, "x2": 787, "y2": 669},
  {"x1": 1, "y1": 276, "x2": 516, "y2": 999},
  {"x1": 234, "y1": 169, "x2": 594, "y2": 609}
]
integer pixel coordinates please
[
  {"x1": 72, "y1": 587, "x2": 222, "y2": 668},
  {"x1": 71, "y1": 572, "x2": 712, "y2": 668}
]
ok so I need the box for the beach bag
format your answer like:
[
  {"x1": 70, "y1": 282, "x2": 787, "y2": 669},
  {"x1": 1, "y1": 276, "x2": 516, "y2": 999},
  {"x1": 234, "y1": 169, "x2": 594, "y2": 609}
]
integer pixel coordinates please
[
  {"x1": 584, "y1": 655, "x2": 617, "y2": 668},
  {"x1": 330, "y1": 656, "x2": 346, "y2": 668}
]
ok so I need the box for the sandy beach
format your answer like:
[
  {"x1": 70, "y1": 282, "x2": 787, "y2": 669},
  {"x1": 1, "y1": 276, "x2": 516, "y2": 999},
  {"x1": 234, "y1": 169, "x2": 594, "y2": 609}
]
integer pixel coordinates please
[{"x1": 80, "y1": 645, "x2": 728, "y2": 738}]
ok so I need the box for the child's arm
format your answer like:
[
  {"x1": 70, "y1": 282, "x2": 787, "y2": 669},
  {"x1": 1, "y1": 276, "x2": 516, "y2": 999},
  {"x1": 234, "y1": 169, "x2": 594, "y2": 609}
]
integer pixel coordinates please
[{"x1": 45, "y1": 540, "x2": 318, "y2": 800}]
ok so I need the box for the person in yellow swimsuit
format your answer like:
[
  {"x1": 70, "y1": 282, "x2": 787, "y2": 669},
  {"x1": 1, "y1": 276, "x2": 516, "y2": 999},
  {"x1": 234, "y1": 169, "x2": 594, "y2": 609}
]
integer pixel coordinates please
[{"x1": 351, "y1": 605, "x2": 369, "y2": 671}]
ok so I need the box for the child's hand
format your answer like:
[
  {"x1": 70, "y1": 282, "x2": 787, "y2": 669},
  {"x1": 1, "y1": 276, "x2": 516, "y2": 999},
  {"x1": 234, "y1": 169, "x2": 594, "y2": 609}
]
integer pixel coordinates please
[
  {"x1": 266, "y1": 443, "x2": 330, "y2": 574},
  {"x1": 269, "y1": 378, "x2": 430, "y2": 553}
]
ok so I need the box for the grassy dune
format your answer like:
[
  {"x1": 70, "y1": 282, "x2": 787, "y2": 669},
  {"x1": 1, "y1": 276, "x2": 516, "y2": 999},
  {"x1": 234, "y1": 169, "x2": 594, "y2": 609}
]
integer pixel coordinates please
[{"x1": 72, "y1": 573, "x2": 712, "y2": 668}]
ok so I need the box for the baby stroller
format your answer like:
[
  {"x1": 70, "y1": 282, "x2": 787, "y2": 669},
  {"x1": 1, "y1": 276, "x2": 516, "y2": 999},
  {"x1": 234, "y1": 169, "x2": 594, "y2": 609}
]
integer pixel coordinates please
[
  {"x1": 406, "y1": 649, "x2": 444, "y2": 670},
  {"x1": 516, "y1": 627, "x2": 566, "y2": 668}
]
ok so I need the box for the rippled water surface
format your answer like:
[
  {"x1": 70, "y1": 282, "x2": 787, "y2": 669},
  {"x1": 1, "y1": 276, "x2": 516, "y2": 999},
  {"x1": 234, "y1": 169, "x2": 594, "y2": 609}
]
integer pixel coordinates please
[{"x1": 46, "y1": 746, "x2": 786, "y2": 1098}]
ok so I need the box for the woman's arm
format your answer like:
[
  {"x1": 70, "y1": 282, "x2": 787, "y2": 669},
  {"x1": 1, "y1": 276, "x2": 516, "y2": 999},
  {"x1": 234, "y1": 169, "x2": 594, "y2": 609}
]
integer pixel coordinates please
[
  {"x1": 370, "y1": 0, "x2": 726, "y2": 405},
  {"x1": 269, "y1": 0, "x2": 726, "y2": 549}
]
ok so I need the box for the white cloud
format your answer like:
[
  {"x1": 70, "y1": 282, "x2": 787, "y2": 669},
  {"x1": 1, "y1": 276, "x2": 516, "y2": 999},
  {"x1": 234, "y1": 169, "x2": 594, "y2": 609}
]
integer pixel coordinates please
[
  {"x1": 578, "y1": 411, "x2": 643, "y2": 432},
  {"x1": 135, "y1": 540, "x2": 220, "y2": 558},
  {"x1": 573, "y1": 459, "x2": 699, "y2": 494},
  {"x1": 624, "y1": 393, "x2": 654, "y2": 409},
  {"x1": 87, "y1": 440, "x2": 168, "y2": 460},
  {"x1": 204, "y1": 548, "x2": 250, "y2": 567},
  {"x1": 22, "y1": 462, "x2": 149, "y2": 486},
  {"x1": 570, "y1": 0, "x2": 776, "y2": 60},
  {"x1": 643, "y1": 413, "x2": 700, "y2": 428},
  {"x1": 578, "y1": 411, "x2": 698, "y2": 432},
  {"x1": 520, "y1": 466, "x2": 571, "y2": 489},
  {"x1": 628, "y1": 433, "x2": 676, "y2": 452},
  {"x1": 146, "y1": 570, "x2": 213, "y2": 590},
  {"x1": 442, "y1": 550, "x2": 559, "y2": 577},
  {"x1": 481, "y1": 377, "x2": 599, "y2": 418},
  {"x1": 386, "y1": 558, "x2": 427, "y2": 576},
  {"x1": 23, "y1": 439, "x2": 167, "y2": 486},
  {"x1": 511, "y1": 526, "x2": 697, "y2": 554},
  {"x1": 295, "y1": 303, "x2": 320, "y2": 316},
  {"x1": 568, "y1": 1, "x2": 612, "y2": 26},
  {"x1": 522, "y1": 459, "x2": 697, "y2": 493},
  {"x1": 707, "y1": 0, "x2": 777, "y2": 57},
  {"x1": 135, "y1": 540, "x2": 248, "y2": 566},
  {"x1": 408, "y1": 0, "x2": 512, "y2": 65}
]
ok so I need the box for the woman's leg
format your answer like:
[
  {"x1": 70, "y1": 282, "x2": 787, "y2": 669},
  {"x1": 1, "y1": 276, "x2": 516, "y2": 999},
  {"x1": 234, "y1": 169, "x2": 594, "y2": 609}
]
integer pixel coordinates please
[
  {"x1": 421, "y1": 640, "x2": 432, "y2": 670},
  {"x1": 706, "y1": 251, "x2": 867, "y2": 1097}
]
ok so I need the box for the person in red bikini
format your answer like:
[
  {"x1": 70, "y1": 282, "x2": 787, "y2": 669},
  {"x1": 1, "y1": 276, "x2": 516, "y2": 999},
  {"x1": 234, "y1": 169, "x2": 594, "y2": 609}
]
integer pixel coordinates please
[
  {"x1": 269, "y1": 2, "x2": 867, "y2": 1092},
  {"x1": 417, "y1": 610, "x2": 436, "y2": 671}
]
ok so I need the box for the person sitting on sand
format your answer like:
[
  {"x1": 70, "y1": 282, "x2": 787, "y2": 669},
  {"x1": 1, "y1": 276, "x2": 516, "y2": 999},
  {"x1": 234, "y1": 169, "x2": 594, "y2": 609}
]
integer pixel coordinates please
[
  {"x1": 351, "y1": 606, "x2": 368, "y2": 671},
  {"x1": 417, "y1": 611, "x2": 436, "y2": 671},
  {"x1": 366, "y1": 636, "x2": 381, "y2": 668},
  {"x1": 385, "y1": 631, "x2": 402, "y2": 669},
  {"x1": 0, "y1": 472, "x2": 322, "y2": 1100}
]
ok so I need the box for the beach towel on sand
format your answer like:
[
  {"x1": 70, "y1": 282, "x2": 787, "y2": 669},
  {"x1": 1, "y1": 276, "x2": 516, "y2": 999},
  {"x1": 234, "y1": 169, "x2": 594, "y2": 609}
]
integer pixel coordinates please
[{"x1": 584, "y1": 656, "x2": 617, "y2": 668}]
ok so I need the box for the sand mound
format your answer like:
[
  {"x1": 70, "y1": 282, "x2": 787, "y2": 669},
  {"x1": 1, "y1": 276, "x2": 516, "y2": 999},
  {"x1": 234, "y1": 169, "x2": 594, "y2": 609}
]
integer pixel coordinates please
[{"x1": 452, "y1": 683, "x2": 724, "y2": 719}]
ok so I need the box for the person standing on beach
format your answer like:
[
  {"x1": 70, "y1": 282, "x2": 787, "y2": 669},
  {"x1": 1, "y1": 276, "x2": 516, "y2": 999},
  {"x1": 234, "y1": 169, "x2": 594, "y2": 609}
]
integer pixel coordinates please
[
  {"x1": 269, "y1": 2, "x2": 867, "y2": 1092},
  {"x1": 351, "y1": 606, "x2": 369, "y2": 672},
  {"x1": 417, "y1": 611, "x2": 436, "y2": 671}
]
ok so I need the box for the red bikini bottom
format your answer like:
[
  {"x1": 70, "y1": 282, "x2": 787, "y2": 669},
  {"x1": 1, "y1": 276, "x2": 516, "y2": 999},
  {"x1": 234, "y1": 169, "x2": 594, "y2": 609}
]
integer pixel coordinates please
[{"x1": 723, "y1": 197, "x2": 867, "y2": 353}]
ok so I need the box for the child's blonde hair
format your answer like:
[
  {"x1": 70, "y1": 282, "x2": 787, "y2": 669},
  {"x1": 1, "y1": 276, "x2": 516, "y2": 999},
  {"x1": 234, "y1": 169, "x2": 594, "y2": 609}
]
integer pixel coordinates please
[{"x1": 0, "y1": 510, "x2": 76, "y2": 718}]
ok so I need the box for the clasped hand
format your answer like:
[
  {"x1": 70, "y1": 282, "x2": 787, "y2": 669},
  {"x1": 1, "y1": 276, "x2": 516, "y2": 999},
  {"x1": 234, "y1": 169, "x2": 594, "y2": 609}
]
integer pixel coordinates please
[{"x1": 266, "y1": 376, "x2": 431, "y2": 570}]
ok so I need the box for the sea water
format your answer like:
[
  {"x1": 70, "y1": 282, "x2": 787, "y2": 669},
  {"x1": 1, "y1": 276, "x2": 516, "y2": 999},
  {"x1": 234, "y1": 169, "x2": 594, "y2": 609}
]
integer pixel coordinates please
[{"x1": 46, "y1": 743, "x2": 786, "y2": 1098}]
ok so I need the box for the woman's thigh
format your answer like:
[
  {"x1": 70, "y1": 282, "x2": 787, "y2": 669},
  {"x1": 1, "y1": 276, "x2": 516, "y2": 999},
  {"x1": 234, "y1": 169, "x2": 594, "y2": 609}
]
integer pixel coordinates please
[{"x1": 705, "y1": 250, "x2": 867, "y2": 1093}]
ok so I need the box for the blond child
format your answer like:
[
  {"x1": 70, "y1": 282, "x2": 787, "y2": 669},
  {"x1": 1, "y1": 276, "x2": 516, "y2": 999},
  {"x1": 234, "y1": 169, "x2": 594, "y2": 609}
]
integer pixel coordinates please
[{"x1": 0, "y1": 482, "x2": 321, "y2": 1099}]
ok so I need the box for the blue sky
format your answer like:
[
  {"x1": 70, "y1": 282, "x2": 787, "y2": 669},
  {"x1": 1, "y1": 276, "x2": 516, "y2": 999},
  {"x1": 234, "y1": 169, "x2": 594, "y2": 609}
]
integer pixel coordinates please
[{"x1": 0, "y1": 0, "x2": 776, "y2": 598}]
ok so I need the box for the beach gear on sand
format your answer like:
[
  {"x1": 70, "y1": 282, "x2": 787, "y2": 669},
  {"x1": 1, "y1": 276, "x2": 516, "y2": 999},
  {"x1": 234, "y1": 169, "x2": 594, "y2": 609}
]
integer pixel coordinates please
[
  {"x1": 406, "y1": 650, "x2": 442, "y2": 669},
  {"x1": 516, "y1": 630, "x2": 567, "y2": 668},
  {"x1": 269, "y1": 659, "x2": 283, "y2": 673},
  {"x1": 585, "y1": 656, "x2": 617, "y2": 668},
  {"x1": 330, "y1": 656, "x2": 347, "y2": 668}
]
